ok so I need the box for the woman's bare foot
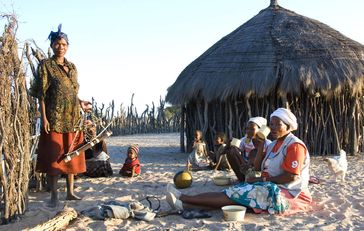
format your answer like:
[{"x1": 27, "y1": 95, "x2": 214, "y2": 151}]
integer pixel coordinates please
[
  {"x1": 66, "y1": 194, "x2": 82, "y2": 200},
  {"x1": 47, "y1": 198, "x2": 59, "y2": 208}
]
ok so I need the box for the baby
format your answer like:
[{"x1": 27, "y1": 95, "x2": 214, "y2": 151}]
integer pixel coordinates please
[{"x1": 120, "y1": 144, "x2": 141, "y2": 177}]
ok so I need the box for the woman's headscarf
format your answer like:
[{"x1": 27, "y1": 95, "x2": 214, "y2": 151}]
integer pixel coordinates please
[
  {"x1": 48, "y1": 24, "x2": 69, "y2": 45},
  {"x1": 248, "y1": 117, "x2": 267, "y2": 128},
  {"x1": 270, "y1": 108, "x2": 298, "y2": 131}
]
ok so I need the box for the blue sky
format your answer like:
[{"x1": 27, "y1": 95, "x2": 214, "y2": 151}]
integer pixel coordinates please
[{"x1": 1, "y1": 0, "x2": 363, "y2": 111}]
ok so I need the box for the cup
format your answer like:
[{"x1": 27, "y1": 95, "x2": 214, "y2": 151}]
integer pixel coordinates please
[
  {"x1": 230, "y1": 138, "x2": 241, "y2": 148},
  {"x1": 256, "y1": 125, "x2": 270, "y2": 139}
]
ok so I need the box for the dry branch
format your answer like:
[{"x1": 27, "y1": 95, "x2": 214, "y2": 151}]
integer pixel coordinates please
[{"x1": 0, "y1": 14, "x2": 31, "y2": 224}]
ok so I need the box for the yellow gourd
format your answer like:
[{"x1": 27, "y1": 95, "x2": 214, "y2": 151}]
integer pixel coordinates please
[{"x1": 173, "y1": 170, "x2": 193, "y2": 189}]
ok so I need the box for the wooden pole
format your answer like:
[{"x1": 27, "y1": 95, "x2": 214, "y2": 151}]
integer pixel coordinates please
[
  {"x1": 180, "y1": 105, "x2": 186, "y2": 152},
  {"x1": 329, "y1": 104, "x2": 341, "y2": 153}
]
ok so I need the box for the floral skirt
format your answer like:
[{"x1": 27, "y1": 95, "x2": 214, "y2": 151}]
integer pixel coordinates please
[{"x1": 223, "y1": 182, "x2": 289, "y2": 214}]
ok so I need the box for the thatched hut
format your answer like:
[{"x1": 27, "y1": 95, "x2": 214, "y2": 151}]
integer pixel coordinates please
[{"x1": 166, "y1": 0, "x2": 364, "y2": 155}]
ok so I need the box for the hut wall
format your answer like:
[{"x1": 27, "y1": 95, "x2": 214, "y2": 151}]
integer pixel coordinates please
[{"x1": 185, "y1": 93, "x2": 363, "y2": 155}]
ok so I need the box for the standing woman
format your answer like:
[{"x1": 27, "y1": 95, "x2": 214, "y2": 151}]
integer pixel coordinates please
[{"x1": 31, "y1": 24, "x2": 91, "y2": 207}]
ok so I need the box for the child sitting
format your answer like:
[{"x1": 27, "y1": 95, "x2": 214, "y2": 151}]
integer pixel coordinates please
[
  {"x1": 187, "y1": 130, "x2": 211, "y2": 170},
  {"x1": 120, "y1": 144, "x2": 141, "y2": 177},
  {"x1": 210, "y1": 132, "x2": 230, "y2": 171}
]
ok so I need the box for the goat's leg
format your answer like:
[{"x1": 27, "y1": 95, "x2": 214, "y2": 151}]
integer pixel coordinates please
[{"x1": 341, "y1": 171, "x2": 346, "y2": 182}]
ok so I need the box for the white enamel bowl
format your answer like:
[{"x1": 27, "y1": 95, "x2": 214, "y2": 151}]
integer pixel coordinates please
[{"x1": 221, "y1": 205, "x2": 247, "y2": 221}]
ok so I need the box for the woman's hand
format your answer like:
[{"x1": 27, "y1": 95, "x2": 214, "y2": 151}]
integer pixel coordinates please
[
  {"x1": 80, "y1": 100, "x2": 92, "y2": 112},
  {"x1": 253, "y1": 136, "x2": 265, "y2": 150},
  {"x1": 43, "y1": 117, "x2": 50, "y2": 134},
  {"x1": 246, "y1": 176, "x2": 264, "y2": 184},
  {"x1": 84, "y1": 119, "x2": 93, "y2": 126}
]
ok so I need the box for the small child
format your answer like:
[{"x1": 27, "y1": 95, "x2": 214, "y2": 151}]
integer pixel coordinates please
[
  {"x1": 239, "y1": 117, "x2": 272, "y2": 166},
  {"x1": 210, "y1": 132, "x2": 230, "y2": 171},
  {"x1": 187, "y1": 130, "x2": 211, "y2": 170},
  {"x1": 120, "y1": 144, "x2": 141, "y2": 177}
]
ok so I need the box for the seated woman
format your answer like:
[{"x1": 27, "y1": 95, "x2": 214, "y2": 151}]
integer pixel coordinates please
[
  {"x1": 225, "y1": 117, "x2": 272, "y2": 182},
  {"x1": 239, "y1": 116, "x2": 272, "y2": 164},
  {"x1": 166, "y1": 108, "x2": 311, "y2": 215},
  {"x1": 84, "y1": 125, "x2": 113, "y2": 177}
]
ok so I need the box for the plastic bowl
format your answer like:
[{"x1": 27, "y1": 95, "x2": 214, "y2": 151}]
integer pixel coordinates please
[
  {"x1": 221, "y1": 205, "x2": 247, "y2": 221},
  {"x1": 213, "y1": 176, "x2": 231, "y2": 186}
]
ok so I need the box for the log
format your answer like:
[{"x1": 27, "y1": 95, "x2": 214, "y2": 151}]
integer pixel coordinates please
[{"x1": 29, "y1": 207, "x2": 78, "y2": 231}]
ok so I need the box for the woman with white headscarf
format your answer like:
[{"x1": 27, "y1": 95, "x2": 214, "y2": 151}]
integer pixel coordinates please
[
  {"x1": 225, "y1": 116, "x2": 272, "y2": 182},
  {"x1": 249, "y1": 107, "x2": 312, "y2": 214},
  {"x1": 239, "y1": 116, "x2": 272, "y2": 163},
  {"x1": 165, "y1": 108, "x2": 312, "y2": 215}
]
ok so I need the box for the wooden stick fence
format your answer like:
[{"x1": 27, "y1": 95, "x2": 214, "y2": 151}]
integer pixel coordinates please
[
  {"x1": 183, "y1": 91, "x2": 364, "y2": 155},
  {"x1": 91, "y1": 95, "x2": 181, "y2": 136}
]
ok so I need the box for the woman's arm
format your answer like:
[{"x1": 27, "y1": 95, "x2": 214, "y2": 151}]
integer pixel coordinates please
[
  {"x1": 247, "y1": 171, "x2": 298, "y2": 184},
  {"x1": 264, "y1": 171, "x2": 299, "y2": 184},
  {"x1": 79, "y1": 98, "x2": 92, "y2": 112},
  {"x1": 40, "y1": 100, "x2": 50, "y2": 134},
  {"x1": 250, "y1": 142, "x2": 306, "y2": 184},
  {"x1": 253, "y1": 138, "x2": 265, "y2": 170}
]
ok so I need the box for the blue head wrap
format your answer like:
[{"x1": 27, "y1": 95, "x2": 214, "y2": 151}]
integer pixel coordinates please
[{"x1": 48, "y1": 24, "x2": 69, "y2": 45}]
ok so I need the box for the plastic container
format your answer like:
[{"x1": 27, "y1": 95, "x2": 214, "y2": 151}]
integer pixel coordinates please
[
  {"x1": 230, "y1": 138, "x2": 241, "y2": 148},
  {"x1": 256, "y1": 125, "x2": 270, "y2": 139},
  {"x1": 222, "y1": 205, "x2": 247, "y2": 221}
]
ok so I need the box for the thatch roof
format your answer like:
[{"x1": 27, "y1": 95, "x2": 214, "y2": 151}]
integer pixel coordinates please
[{"x1": 166, "y1": 0, "x2": 364, "y2": 105}]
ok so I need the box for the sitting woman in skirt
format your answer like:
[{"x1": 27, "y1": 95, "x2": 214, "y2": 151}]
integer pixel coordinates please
[
  {"x1": 165, "y1": 108, "x2": 312, "y2": 215},
  {"x1": 120, "y1": 145, "x2": 141, "y2": 177},
  {"x1": 84, "y1": 125, "x2": 113, "y2": 177}
]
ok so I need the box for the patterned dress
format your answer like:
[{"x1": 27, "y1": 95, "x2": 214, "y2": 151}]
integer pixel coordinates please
[
  {"x1": 31, "y1": 56, "x2": 86, "y2": 175},
  {"x1": 224, "y1": 182, "x2": 289, "y2": 214}
]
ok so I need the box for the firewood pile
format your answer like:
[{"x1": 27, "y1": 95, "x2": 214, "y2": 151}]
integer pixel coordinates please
[{"x1": 0, "y1": 15, "x2": 31, "y2": 224}]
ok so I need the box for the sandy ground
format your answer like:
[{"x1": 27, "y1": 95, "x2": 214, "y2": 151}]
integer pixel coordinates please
[{"x1": 2, "y1": 133, "x2": 364, "y2": 231}]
